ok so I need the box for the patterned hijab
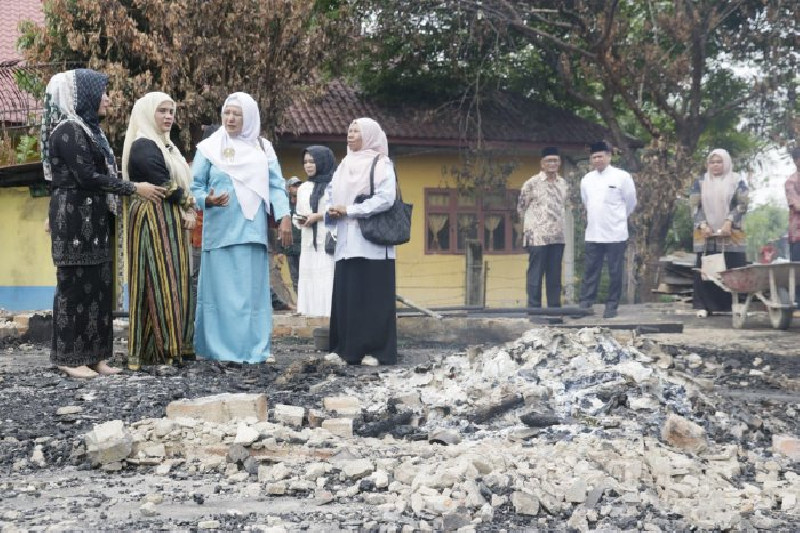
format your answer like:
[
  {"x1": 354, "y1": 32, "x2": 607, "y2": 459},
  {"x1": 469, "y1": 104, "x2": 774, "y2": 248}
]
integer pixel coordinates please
[
  {"x1": 121, "y1": 92, "x2": 193, "y2": 191},
  {"x1": 331, "y1": 118, "x2": 389, "y2": 206},
  {"x1": 41, "y1": 69, "x2": 121, "y2": 214},
  {"x1": 302, "y1": 145, "x2": 337, "y2": 249},
  {"x1": 41, "y1": 69, "x2": 115, "y2": 182}
]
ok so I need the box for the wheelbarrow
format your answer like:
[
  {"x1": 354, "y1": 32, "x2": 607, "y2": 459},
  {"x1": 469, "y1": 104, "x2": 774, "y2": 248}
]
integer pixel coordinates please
[{"x1": 709, "y1": 262, "x2": 800, "y2": 329}]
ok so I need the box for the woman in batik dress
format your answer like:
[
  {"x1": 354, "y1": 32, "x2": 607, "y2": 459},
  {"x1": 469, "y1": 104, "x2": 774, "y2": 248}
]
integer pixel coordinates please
[{"x1": 41, "y1": 69, "x2": 165, "y2": 378}]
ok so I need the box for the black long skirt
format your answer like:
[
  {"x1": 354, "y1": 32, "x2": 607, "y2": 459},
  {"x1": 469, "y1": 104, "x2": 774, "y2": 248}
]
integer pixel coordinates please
[
  {"x1": 329, "y1": 258, "x2": 397, "y2": 365},
  {"x1": 51, "y1": 262, "x2": 114, "y2": 367},
  {"x1": 693, "y1": 251, "x2": 747, "y2": 312}
]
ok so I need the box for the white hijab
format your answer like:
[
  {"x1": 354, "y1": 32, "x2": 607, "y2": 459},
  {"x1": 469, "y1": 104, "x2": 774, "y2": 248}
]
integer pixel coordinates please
[
  {"x1": 121, "y1": 92, "x2": 193, "y2": 191},
  {"x1": 196, "y1": 92, "x2": 270, "y2": 220},
  {"x1": 332, "y1": 118, "x2": 390, "y2": 206},
  {"x1": 701, "y1": 148, "x2": 739, "y2": 231}
]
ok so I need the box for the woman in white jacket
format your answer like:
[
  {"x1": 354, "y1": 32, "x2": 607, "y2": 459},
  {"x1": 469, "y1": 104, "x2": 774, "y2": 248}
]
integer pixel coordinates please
[{"x1": 326, "y1": 118, "x2": 398, "y2": 366}]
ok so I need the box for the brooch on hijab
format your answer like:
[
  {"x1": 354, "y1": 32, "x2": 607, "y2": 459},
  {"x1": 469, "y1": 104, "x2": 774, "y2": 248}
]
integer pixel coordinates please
[{"x1": 222, "y1": 147, "x2": 235, "y2": 163}]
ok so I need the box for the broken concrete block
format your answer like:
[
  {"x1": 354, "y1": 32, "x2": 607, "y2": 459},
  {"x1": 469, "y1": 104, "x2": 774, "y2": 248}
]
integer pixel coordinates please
[
  {"x1": 772, "y1": 434, "x2": 800, "y2": 461},
  {"x1": 153, "y1": 419, "x2": 175, "y2": 438},
  {"x1": 274, "y1": 404, "x2": 305, "y2": 427},
  {"x1": 321, "y1": 418, "x2": 353, "y2": 438},
  {"x1": 661, "y1": 414, "x2": 707, "y2": 453},
  {"x1": 322, "y1": 396, "x2": 361, "y2": 416},
  {"x1": 84, "y1": 420, "x2": 133, "y2": 466},
  {"x1": 165, "y1": 393, "x2": 267, "y2": 423},
  {"x1": 12, "y1": 314, "x2": 31, "y2": 335},
  {"x1": 565, "y1": 479, "x2": 588, "y2": 504},
  {"x1": 341, "y1": 458, "x2": 374, "y2": 480},
  {"x1": 234, "y1": 423, "x2": 260, "y2": 446},
  {"x1": 511, "y1": 491, "x2": 539, "y2": 516}
]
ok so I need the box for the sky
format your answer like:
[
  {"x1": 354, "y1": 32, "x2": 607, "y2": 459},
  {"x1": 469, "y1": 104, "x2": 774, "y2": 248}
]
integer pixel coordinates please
[{"x1": 748, "y1": 147, "x2": 797, "y2": 209}]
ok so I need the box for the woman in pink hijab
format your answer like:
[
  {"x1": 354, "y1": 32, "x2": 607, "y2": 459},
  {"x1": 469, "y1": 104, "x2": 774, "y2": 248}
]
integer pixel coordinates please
[{"x1": 325, "y1": 118, "x2": 398, "y2": 366}]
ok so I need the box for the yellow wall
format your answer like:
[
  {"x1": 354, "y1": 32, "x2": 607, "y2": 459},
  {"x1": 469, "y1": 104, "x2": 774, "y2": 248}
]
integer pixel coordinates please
[
  {"x1": 279, "y1": 146, "x2": 539, "y2": 309},
  {"x1": 1, "y1": 146, "x2": 543, "y2": 310},
  {"x1": 0, "y1": 187, "x2": 54, "y2": 286}
]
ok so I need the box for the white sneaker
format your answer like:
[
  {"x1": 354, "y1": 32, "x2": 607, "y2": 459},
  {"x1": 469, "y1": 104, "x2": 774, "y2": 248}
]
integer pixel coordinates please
[
  {"x1": 361, "y1": 356, "x2": 379, "y2": 367},
  {"x1": 696, "y1": 310, "x2": 708, "y2": 318},
  {"x1": 324, "y1": 352, "x2": 346, "y2": 366}
]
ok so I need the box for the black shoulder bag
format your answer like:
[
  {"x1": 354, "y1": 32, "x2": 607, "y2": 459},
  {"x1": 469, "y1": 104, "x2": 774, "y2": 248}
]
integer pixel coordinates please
[{"x1": 353, "y1": 155, "x2": 413, "y2": 246}]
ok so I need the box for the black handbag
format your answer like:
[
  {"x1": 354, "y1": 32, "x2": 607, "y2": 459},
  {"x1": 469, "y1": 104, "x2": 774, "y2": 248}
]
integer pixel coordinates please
[
  {"x1": 324, "y1": 231, "x2": 336, "y2": 254},
  {"x1": 353, "y1": 155, "x2": 413, "y2": 246}
]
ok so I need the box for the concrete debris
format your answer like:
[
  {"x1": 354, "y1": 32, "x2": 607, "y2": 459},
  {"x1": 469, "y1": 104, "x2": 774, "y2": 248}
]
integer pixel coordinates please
[
  {"x1": 2, "y1": 325, "x2": 800, "y2": 530},
  {"x1": 772, "y1": 434, "x2": 800, "y2": 461},
  {"x1": 661, "y1": 413, "x2": 708, "y2": 453},
  {"x1": 165, "y1": 393, "x2": 268, "y2": 423},
  {"x1": 93, "y1": 327, "x2": 795, "y2": 530},
  {"x1": 233, "y1": 423, "x2": 260, "y2": 446},
  {"x1": 273, "y1": 404, "x2": 305, "y2": 427},
  {"x1": 84, "y1": 420, "x2": 133, "y2": 467}
]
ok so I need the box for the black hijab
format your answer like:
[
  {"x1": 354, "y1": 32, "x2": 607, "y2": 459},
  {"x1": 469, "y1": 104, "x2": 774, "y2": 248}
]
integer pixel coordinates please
[{"x1": 303, "y1": 145, "x2": 337, "y2": 250}]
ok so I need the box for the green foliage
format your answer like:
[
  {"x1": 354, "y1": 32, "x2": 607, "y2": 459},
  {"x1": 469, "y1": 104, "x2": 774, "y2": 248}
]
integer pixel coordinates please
[
  {"x1": 12, "y1": 68, "x2": 46, "y2": 101},
  {"x1": 743, "y1": 203, "x2": 788, "y2": 261},
  {"x1": 15, "y1": 134, "x2": 39, "y2": 164},
  {"x1": 17, "y1": 0, "x2": 355, "y2": 149},
  {"x1": 664, "y1": 199, "x2": 694, "y2": 253}
]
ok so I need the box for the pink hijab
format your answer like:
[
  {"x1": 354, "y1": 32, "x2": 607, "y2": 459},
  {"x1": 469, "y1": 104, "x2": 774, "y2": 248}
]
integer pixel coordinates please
[{"x1": 331, "y1": 118, "x2": 389, "y2": 205}]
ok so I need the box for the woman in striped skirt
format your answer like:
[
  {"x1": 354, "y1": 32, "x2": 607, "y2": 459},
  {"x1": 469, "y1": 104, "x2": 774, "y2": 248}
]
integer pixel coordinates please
[{"x1": 121, "y1": 92, "x2": 197, "y2": 369}]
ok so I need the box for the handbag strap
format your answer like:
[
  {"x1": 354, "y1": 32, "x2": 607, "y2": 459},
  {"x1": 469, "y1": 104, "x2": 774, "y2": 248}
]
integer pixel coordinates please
[
  {"x1": 367, "y1": 154, "x2": 403, "y2": 201},
  {"x1": 368, "y1": 155, "x2": 380, "y2": 197}
]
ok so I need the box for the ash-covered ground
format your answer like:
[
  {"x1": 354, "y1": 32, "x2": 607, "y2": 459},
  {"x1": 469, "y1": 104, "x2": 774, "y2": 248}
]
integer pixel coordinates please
[{"x1": 1, "y1": 318, "x2": 799, "y2": 532}]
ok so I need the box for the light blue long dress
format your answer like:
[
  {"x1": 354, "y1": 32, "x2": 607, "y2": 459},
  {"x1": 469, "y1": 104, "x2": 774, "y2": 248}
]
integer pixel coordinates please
[{"x1": 191, "y1": 149, "x2": 290, "y2": 362}]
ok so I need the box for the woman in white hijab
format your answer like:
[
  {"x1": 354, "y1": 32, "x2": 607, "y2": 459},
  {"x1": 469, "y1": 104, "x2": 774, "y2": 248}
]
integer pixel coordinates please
[
  {"x1": 690, "y1": 148, "x2": 749, "y2": 317},
  {"x1": 191, "y1": 92, "x2": 291, "y2": 363},
  {"x1": 122, "y1": 92, "x2": 197, "y2": 369},
  {"x1": 326, "y1": 118, "x2": 398, "y2": 366}
]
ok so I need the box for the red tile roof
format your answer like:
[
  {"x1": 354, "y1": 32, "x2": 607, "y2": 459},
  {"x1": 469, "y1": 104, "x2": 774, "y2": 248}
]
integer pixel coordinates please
[
  {"x1": 278, "y1": 79, "x2": 621, "y2": 150},
  {"x1": 0, "y1": 0, "x2": 43, "y2": 126},
  {"x1": 0, "y1": 0, "x2": 43, "y2": 62}
]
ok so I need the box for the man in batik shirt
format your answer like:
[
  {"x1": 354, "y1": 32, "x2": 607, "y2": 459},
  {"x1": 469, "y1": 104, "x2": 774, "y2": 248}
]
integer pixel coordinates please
[{"x1": 517, "y1": 146, "x2": 568, "y2": 308}]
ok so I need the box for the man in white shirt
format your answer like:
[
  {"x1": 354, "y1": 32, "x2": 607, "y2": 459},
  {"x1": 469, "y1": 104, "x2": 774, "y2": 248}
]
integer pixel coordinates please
[{"x1": 579, "y1": 141, "x2": 637, "y2": 318}]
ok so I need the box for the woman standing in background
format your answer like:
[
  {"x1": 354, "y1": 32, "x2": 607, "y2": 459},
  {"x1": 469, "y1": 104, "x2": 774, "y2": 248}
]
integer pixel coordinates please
[{"x1": 295, "y1": 145, "x2": 337, "y2": 317}]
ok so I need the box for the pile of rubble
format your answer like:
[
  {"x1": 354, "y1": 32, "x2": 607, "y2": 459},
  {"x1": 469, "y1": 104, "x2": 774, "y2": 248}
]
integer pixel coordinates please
[
  {"x1": 653, "y1": 252, "x2": 696, "y2": 300},
  {"x1": 51, "y1": 327, "x2": 800, "y2": 531}
]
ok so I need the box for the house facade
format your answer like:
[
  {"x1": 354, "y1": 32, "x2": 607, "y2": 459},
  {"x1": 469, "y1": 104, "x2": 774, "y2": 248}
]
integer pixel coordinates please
[
  {"x1": 0, "y1": 78, "x2": 616, "y2": 311},
  {"x1": 274, "y1": 80, "x2": 613, "y2": 309}
]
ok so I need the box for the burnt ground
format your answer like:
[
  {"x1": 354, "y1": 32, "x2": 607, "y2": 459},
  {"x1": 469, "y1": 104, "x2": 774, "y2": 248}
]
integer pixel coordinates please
[{"x1": 1, "y1": 304, "x2": 799, "y2": 531}]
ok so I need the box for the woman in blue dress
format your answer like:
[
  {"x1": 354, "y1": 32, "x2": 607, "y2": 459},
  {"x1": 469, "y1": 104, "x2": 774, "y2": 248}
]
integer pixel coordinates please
[{"x1": 191, "y1": 92, "x2": 291, "y2": 363}]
